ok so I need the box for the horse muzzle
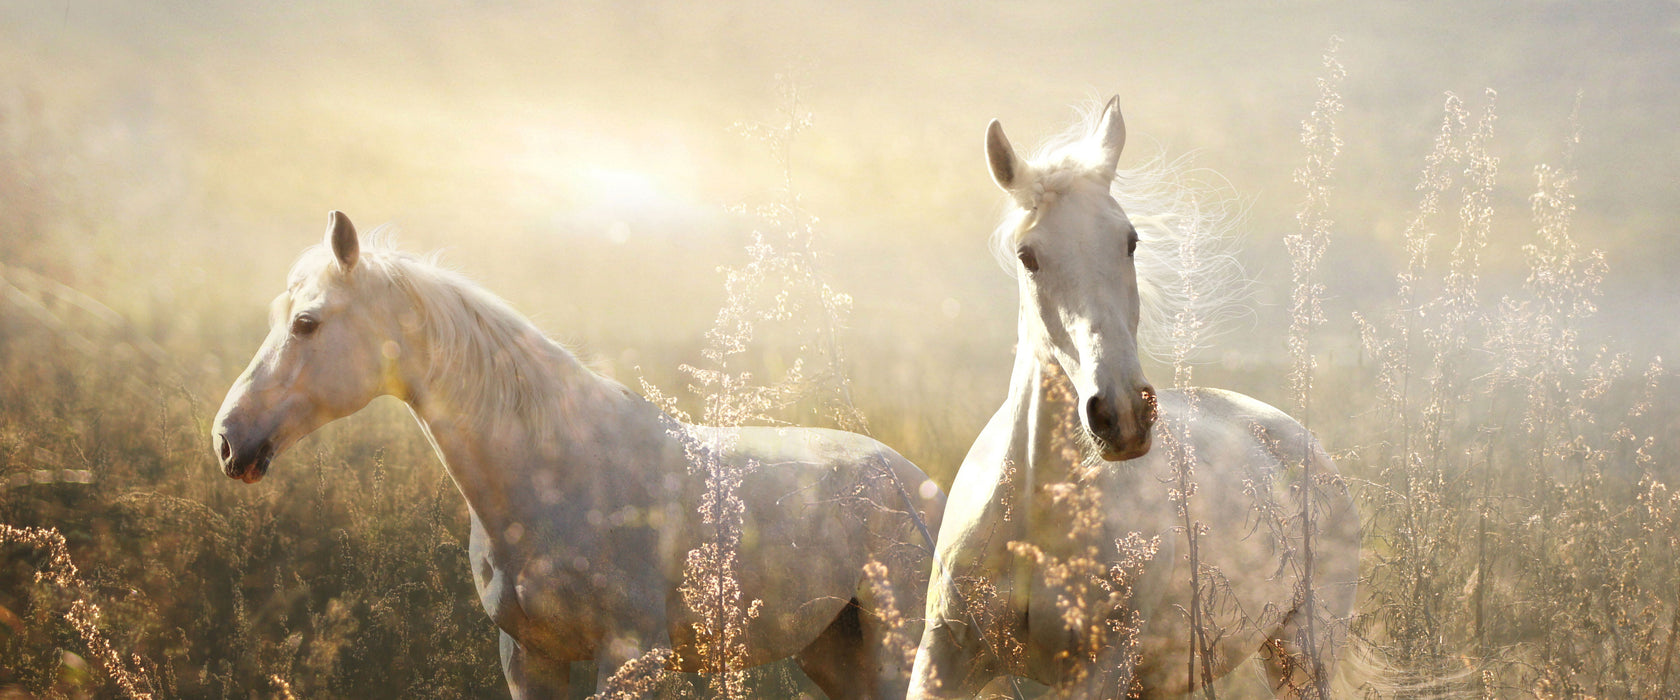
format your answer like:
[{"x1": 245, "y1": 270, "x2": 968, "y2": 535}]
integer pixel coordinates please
[
  {"x1": 1096, "y1": 432, "x2": 1152, "y2": 463},
  {"x1": 1086, "y1": 385, "x2": 1157, "y2": 462},
  {"x1": 215, "y1": 431, "x2": 274, "y2": 484}
]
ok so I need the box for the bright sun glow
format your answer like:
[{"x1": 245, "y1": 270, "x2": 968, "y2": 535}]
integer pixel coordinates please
[
  {"x1": 502, "y1": 127, "x2": 696, "y2": 231},
  {"x1": 576, "y1": 166, "x2": 669, "y2": 214}
]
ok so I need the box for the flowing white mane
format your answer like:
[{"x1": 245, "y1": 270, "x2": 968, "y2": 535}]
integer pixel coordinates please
[
  {"x1": 288, "y1": 237, "x2": 575, "y2": 427},
  {"x1": 989, "y1": 102, "x2": 1251, "y2": 360}
]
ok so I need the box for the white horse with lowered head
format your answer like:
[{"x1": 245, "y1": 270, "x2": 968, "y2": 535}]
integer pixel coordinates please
[
  {"x1": 213, "y1": 214, "x2": 944, "y2": 698},
  {"x1": 908, "y1": 98, "x2": 1359, "y2": 698}
]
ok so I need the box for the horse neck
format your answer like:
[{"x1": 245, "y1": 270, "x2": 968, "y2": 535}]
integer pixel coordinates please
[
  {"x1": 396, "y1": 301, "x2": 665, "y2": 532},
  {"x1": 1006, "y1": 326, "x2": 1087, "y2": 488}
]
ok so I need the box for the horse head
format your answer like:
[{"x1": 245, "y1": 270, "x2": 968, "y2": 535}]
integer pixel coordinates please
[
  {"x1": 212, "y1": 212, "x2": 405, "y2": 482},
  {"x1": 987, "y1": 97, "x2": 1156, "y2": 461}
]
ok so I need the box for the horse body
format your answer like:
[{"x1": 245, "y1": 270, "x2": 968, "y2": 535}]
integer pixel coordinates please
[
  {"x1": 214, "y1": 215, "x2": 940, "y2": 698},
  {"x1": 446, "y1": 400, "x2": 935, "y2": 690},
  {"x1": 927, "y1": 356, "x2": 1358, "y2": 696},
  {"x1": 910, "y1": 99, "x2": 1357, "y2": 698}
]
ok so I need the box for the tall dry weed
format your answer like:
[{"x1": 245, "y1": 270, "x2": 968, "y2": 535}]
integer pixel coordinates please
[
  {"x1": 639, "y1": 75, "x2": 891, "y2": 697},
  {"x1": 1278, "y1": 38, "x2": 1347, "y2": 699},
  {"x1": 0, "y1": 524, "x2": 161, "y2": 698}
]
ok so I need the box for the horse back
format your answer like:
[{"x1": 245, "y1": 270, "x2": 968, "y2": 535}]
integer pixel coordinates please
[{"x1": 1073, "y1": 388, "x2": 1360, "y2": 692}]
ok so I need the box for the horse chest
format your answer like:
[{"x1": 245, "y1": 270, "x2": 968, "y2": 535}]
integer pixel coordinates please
[
  {"x1": 1012, "y1": 472, "x2": 1176, "y2": 672},
  {"x1": 468, "y1": 515, "x2": 652, "y2": 659},
  {"x1": 939, "y1": 457, "x2": 1027, "y2": 580}
]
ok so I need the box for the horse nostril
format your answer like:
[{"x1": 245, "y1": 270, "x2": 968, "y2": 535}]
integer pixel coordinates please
[
  {"x1": 1139, "y1": 385, "x2": 1158, "y2": 425},
  {"x1": 1086, "y1": 394, "x2": 1118, "y2": 436},
  {"x1": 217, "y1": 433, "x2": 232, "y2": 464}
]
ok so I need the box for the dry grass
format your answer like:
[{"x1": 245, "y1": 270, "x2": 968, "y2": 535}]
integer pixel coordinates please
[{"x1": 1, "y1": 59, "x2": 1675, "y2": 700}]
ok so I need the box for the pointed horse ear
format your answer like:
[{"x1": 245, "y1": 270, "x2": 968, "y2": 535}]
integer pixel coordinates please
[
  {"x1": 1095, "y1": 96, "x2": 1126, "y2": 173},
  {"x1": 326, "y1": 211, "x2": 358, "y2": 271},
  {"x1": 986, "y1": 119, "x2": 1026, "y2": 192}
]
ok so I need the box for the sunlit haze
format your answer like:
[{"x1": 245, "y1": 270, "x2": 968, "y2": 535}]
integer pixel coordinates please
[{"x1": 5, "y1": 2, "x2": 1676, "y2": 381}]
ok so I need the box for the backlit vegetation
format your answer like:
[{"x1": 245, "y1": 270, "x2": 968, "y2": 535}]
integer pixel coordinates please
[{"x1": 2, "y1": 55, "x2": 1675, "y2": 700}]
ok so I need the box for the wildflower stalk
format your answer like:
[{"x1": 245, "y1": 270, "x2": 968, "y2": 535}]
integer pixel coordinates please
[
  {"x1": 644, "y1": 74, "x2": 877, "y2": 697},
  {"x1": 1662, "y1": 590, "x2": 1680, "y2": 694},
  {"x1": 1357, "y1": 92, "x2": 1469, "y2": 686},
  {"x1": 0, "y1": 524, "x2": 159, "y2": 699},
  {"x1": 1285, "y1": 37, "x2": 1343, "y2": 699},
  {"x1": 1166, "y1": 185, "x2": 1217, "y2": 696}
]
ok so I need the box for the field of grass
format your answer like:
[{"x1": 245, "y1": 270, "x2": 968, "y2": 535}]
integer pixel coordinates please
[{"x1": 3, "y1": 47, "x2": 1678, "y2": 700}]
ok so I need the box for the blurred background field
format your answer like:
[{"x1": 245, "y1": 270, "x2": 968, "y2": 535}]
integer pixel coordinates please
[{"x1": 2, "y1": 1, "x2": 1678, "y2": 697}]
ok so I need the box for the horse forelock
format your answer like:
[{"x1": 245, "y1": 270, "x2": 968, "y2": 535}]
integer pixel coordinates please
[{"x1": 989, "y1": 100, "x2": 1252, "y2": 361}]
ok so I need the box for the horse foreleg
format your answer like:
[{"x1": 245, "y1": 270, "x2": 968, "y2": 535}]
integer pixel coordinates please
[
  {"x1": 797, "y1": 599, "x2": 873, "y2": 699},
  {"x1": 501, "y1": 632, "x2": 573, "y2": 700},
  {"x1": 850, "y1": 552, "x2": 933, "y2": 698},
  {"x1": 907, "y1": 615, "x2": 1000, "y2": 699}
]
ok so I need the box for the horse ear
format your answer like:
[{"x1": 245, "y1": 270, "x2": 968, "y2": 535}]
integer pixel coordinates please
[
  {"x1": 326, "y1": 211, "x2": 358, "y2": 271},
  {"x1": 1095, "y1": 96, "x2": 1126, "y2": 172},
  {"x1": 986, "y1": 119, "x2": 1025, "y2": 192}
]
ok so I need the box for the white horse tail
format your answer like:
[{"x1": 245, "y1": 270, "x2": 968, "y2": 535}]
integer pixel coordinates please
[{"x1": 1326, "y1": 633, "x2": 1484, "y2": 699}]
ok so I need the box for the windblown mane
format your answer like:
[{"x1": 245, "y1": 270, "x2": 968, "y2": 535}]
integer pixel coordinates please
[
  {"x1": 289, "y1": 235, "x2": 574, "y2": 427},
  {"x1": 989, "y1": 102, "x2": 1251, "y2": 360}
]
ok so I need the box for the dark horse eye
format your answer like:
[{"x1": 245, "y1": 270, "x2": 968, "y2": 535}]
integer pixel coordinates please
[
  {"x1": 1127, "y1": 230, "x2": 1139, "y2": 257},
  {"x1": 291, "y1": 315, "x2": 319, "y2": 337},
  {"x1": 1017, "y1": 247, "x2": 1040, "y2": 273}
]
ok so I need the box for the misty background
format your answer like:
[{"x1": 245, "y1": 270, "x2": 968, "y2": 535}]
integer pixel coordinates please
[
  {"x1": 4, "y1": 3, "x2": 1680, "y2": 697},
  {"x1": 3, "y1": 0, "x2": 1676, "y2": 461}
]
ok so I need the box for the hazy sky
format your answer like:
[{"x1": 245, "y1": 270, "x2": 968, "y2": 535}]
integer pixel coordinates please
[{"x1": 4, "y1": 1, "x2": 1677, "y2": 377}]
